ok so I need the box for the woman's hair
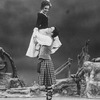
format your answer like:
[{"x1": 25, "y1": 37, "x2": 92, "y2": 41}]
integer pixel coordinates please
[
  {"x1": 41, "y1": 0, "x2": 51, "y2": 10},
  {"x1": 52, "y1": 27, "x2": 59, "y2": 38}
]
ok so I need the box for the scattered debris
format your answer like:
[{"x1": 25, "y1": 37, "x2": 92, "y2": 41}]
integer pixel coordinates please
[{"x1": 0, "y1": 40, "x2": 100, "y2": 99}]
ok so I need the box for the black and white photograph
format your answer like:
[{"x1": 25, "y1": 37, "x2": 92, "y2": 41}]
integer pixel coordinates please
[{"x1": 0, "y1": 0, "x2": 100, "y2": 100}]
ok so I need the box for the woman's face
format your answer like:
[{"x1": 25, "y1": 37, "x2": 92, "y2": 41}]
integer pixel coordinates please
[{"x1": 42, "y1": 5, "x2": 50, "y2": 15}]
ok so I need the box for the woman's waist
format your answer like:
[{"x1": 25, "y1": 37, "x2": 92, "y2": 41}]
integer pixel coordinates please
[{"x1": 38, "y1": 54, "x2": 51, "y2": 60}]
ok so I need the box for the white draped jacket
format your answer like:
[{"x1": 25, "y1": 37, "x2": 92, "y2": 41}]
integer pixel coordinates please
[{"x1": 26, "y1": 27, "x2": 62, "y2": 58}]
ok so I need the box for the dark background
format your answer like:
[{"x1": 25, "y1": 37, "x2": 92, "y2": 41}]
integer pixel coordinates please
[{"x1": 0, "y1": 0, "x2": 100, "y2": 86}]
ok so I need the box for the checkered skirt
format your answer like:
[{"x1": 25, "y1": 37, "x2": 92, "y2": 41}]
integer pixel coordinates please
[{"x1": 38, "y1": 59, "x2": 56, "y2": 86}]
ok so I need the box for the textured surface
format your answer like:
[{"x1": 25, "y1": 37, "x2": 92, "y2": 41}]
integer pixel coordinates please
[{"x1": 0, "y1": 97, "x2": 99, "y2": 100}]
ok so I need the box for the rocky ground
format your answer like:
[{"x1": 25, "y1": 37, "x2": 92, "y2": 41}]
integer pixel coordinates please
[
  {"x1": 0, "y1": 72, "x2": 100, "y2": 99},
  {"x1": 0, "y1": 97, "x2": 99, "y2": 100}
]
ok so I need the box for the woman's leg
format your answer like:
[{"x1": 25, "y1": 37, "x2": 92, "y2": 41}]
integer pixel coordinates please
[{"x1": 46, "y1": 86, "x2": 53, "y2": 100}]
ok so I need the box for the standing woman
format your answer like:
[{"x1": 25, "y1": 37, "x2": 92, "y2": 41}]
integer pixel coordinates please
[
  {"x1": 26, "y1": 0, "x2": 61, "y2": 100},
  {"x1": 36, "y1": 1, "x2": 56, "y2": 100}
]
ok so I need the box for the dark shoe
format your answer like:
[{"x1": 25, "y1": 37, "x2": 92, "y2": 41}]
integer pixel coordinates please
[
  {"x1": 46, "y1": 91, "x2": 52, "y2": 100},
  {"x1": 46, "y1": 96, "x2": 52, "y2": 100}
]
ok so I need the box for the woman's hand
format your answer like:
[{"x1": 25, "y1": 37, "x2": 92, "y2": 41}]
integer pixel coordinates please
[{"x1": 33, "y1": 36, "x2": 38, "y2": 44}]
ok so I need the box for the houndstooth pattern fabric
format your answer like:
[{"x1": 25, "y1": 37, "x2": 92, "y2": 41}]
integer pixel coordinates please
[{"x1": 38, "y1": 59, "x2": 56, "y2": 86}]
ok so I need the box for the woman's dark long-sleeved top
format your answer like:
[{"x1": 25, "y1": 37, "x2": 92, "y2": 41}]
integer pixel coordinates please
[{"x1": 36, "y1": 12, "x2": 48, "y2": 29}]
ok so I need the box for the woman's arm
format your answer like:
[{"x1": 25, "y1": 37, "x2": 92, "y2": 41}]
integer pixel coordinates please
[{"x1": 36, "y1": 13, "x2": 42, "y2": 29}]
